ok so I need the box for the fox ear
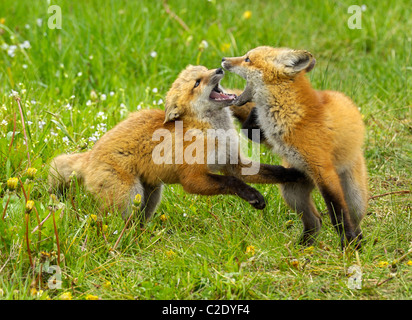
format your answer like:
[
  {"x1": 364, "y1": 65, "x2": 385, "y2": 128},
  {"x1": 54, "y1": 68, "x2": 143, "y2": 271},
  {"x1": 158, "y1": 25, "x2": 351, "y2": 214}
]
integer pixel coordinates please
[
  {"x1": 277, "y1": 50, "x2": 315, "y2": 75},
  {"x1": 164, "y1": 102, "x2": 181, "y2": 123}
]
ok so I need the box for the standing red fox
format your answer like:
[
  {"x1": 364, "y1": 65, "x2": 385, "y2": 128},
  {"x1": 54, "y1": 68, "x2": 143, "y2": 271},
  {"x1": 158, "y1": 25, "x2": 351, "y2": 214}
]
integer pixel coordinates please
[
  {"x1": 48, "y1": 65, "x2": 304, "y2": 223},
  {"x1": 222, "y1": 46, "x2": 368, "y2": 248}
]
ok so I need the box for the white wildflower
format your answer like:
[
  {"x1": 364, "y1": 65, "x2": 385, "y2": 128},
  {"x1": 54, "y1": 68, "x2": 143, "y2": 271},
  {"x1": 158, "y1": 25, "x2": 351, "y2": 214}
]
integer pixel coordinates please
[
  {"x1": 20, "y1": 41, "x2": 31, "y2": 49},
  {"x1": 150, "y1": 51, "x2": 157, "y2": 58},
  {"x1": 77, "y1": 72, "x2": 82, "y2": 77},
  {"x1": 109, "y1": 91, "x2": 115, "y2": 96},
  {"x1": 36, "y1": 18, "x2": 43, "y2": 27},
  {"x1": 7, "y1": 45, "x2": 17, "y2": 57},
  {"x1": 97, "y1": 123, "x2": 107, "y2": 133},
  {"x1": 100, "y1": 94, "x2": 107, "y2": 101},
  {"x1": 97, "y1": 112, "x2": 107, "y2": 120},
  {"x1": 38, "y1": 121, "x2": 46, "y2": 129},
  {"x1": 199, "y1": 40, "x2": 208, "y2": 50},
  {"x1": 9, "y1": 90, "x2": 19, "y2": 98},
  {"x1": 86, "y1": 100, "x2": 92, "y2": 106}
]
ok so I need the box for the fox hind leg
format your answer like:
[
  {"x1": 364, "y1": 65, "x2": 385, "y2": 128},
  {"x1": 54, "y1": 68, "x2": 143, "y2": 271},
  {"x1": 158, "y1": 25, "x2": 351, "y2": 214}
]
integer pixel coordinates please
[
  {"x1": 314, "y1": 166, "x2": 362, "y2": 249},
  {"x1": 339, "y1": 155, "x2": 368, "y2": 236},
  {"x1": 142, "y1": 183, "x2": 163, "y2": 221},
  {"x1": 122, "y1": 180, "x2": 163, "y2": 225},
  {"x1": 121, "y1": 178, "x2": 145, "y2": 221},
  {"x1": 279, "y1": 179, "x2": 322, "y2": 246}
]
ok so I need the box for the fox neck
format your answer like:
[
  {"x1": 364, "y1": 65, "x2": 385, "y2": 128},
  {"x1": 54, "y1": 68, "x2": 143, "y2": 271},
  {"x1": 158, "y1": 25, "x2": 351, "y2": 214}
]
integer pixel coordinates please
[
  {"x1": 254, "y1": 73, "x2": 318, "y2": 132},
  {"x1": 196, "y1": 106, "x2": 235, "y2": 131}
]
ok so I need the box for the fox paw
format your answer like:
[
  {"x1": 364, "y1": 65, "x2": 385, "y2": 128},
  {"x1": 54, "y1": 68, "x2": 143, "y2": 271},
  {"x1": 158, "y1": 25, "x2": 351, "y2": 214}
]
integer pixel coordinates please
[{"x1": 248, "y1": 192, "x2": 266, "y2": 210}]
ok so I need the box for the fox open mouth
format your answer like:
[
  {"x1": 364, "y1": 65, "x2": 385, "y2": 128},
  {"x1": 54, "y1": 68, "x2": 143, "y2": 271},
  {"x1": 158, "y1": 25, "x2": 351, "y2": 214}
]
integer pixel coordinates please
[{"x1": 209, "y1": 84, "x2": 237, "y2": 102}]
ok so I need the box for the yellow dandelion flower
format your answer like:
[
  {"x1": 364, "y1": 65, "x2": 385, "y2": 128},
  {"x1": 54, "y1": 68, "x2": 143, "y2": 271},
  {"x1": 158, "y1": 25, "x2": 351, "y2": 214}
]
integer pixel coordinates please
[
  {"x1": 406, "y1": 260, "x2": 412, "y2": 266},
  {"x1": 284, "y1": 220, "x2": 294, "y2": 228},
  {"x1": 59, "y1": 292, "x2": 73, "y2": 300},
  {"x1": 377, "y1": 261, "x2": 389, "y2": 268},
  {"x1": 166, "y1": 250, "x2": 175, "y2": 258},
  {"x1": 220, "y1": 42, "x2": 231, "y2": 52},
  {"x1": 69, "y1": 171, "x2": 77, "y2": 180},
  {"x1": 0, "y1": 18, "x2": 5, "y2": 25},
  {"x1": 90, "y1": 214, "x2": 97, "y2": 222},
  {"x1": 7, "y1": 177, "x2": 19, "y2": 190},
  {"x1": 290, "y1": 259, "x2": 300, "y2": 268},
  {"x1": 102, "y1": 224, "x2": 108, "y2": 233},
  {"x1": 245, "y1": 245, "x2": 255, "y2": 255},
  {"x1": 49, "y1": 193, "x2": 59, "y2": 205},
  {"x1": 304, "y1": 246, "x2": 315, "y2": 254},
  {"x1": 85, "y1": 294, "x2": 99, "y2": 300},
  {"x1": 30, "y1": 288, "x2": 38, "y2": 296},
  {"x1": 242, "y1": 10, "x2": 252, "y2": 20},
  {"x1": 103, "y1": 281, "x2": 111, "y2": 289},
  {"x1": 160, "y1": 214, "x2": 168, "y2": 222},
  {"x1": 26, "y1": 200, "x2": 35, "y2": 213},
  {"x1": 26, "y1": 167, "x2": 37, "y2": 179},
  {"x1": 133, "y1": 193, "x2": 142, "y2": 206},
  {"x1": 40, "y1": 251, "x2": 50, "y2": 258}
]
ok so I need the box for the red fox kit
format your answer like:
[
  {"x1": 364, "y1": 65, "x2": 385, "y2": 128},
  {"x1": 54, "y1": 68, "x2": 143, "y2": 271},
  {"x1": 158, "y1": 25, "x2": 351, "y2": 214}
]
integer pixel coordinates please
[
  {"x1": 222, "y1": 47, "x2": 368, "y2": 248},
  {"x1": 48, "y1": 65, "x2": 304, "y2": 223}
]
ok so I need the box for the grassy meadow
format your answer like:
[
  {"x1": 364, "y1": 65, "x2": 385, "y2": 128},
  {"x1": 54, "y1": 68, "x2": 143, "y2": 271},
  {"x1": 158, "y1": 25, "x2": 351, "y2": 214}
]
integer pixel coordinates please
[{"x1": 0, "y1": 0, "x2": 411, "y2": 300}]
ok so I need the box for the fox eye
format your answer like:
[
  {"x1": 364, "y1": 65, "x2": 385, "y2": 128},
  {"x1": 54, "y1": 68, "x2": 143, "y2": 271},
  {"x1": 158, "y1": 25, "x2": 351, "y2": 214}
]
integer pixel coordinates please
[
  {"x1": 194, "y1": 79, "x2": 201, "y2": 88},
  {"x1": 245, "y1": 57, "x2": 251, "y2": 63}
]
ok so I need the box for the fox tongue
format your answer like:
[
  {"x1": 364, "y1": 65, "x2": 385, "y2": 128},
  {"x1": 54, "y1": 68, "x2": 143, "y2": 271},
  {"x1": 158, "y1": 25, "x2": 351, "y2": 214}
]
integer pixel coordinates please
[{"x1": 210, "y1": 90, "x2": 233, "y2": 100}]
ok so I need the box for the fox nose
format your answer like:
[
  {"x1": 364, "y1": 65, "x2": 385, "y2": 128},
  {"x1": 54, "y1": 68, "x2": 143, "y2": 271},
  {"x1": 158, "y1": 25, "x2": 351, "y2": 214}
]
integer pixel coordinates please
[{"x1": 216, "y1": 68, "x2": 224, "y2": 74}]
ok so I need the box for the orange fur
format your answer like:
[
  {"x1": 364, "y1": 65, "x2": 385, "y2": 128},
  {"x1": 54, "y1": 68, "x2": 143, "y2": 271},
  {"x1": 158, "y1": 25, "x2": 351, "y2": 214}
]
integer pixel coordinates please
[
  {"x1": 223, "y1": 47, "x2": 368, "y2": 248},
  {"x1": 48, "y1": 65, "x2": 305, "y2": 223}
]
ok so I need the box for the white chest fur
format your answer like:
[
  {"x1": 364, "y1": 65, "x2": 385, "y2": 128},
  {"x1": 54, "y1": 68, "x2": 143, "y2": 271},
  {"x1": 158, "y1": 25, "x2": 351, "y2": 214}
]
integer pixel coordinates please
[
  {"x1": 201, "y1": 108, "x2": 240, "y2": 171},
  {"x1": 255, "y1": 102, "x2": 305, "y2": 170}
]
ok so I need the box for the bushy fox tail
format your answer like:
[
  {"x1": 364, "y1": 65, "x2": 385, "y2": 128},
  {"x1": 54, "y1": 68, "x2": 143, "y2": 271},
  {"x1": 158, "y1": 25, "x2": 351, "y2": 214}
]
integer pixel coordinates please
[{"x1": 48, "y1": 152, "x2": 89, "y2": 194}]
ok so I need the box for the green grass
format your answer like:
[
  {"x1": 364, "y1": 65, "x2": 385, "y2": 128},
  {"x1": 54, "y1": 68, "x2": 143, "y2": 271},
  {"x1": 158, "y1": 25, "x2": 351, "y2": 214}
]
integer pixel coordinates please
[{"x1": 0, "y1": 0, "x2": 411, "y2": 300}]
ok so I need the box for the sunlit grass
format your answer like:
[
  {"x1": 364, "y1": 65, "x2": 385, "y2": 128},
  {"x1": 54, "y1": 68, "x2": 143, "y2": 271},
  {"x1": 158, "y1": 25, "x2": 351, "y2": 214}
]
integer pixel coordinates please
[{"x1": 0, "y1": 0, "x2": 411, "y2": 300}]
